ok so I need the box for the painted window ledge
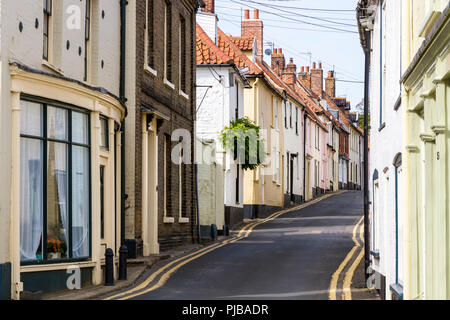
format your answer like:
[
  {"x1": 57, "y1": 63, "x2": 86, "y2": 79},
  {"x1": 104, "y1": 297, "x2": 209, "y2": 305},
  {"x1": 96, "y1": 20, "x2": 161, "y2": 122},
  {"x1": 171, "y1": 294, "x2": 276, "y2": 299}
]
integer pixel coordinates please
[
  {"x1": 144, "y1": 65, "x2": 158, "y2": 77},
  {"x1": 163, "y1": 216, "x2": 175, "y2": 223},
  {"x1": 179, "y1": 217, "x2": 189, "y2": 224},
  {"x1": 179, "y1": 90, "x2": 189, "y2": 100},
  {"x1": 42, "y1": 60, "x2": 64, "y2": 76},
  {"x1": 164, "y1": 78, "x2": 175, "y2": 90}
]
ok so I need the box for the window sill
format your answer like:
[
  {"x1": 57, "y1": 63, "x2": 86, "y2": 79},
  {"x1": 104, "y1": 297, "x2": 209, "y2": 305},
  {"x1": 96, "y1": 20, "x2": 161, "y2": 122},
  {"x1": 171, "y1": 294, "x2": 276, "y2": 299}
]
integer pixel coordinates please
[
  {"x1": 179, "y1": 217, "x2": 189, "y2": 224},
  {"x1": 378, "y1": 122, "x2": 386, "y2": 132},
  {"x1": 144, "y1": 65, "x2": 158, "y2": 77},
  {"x1": 163, "y1": 216, "x2": 175, "y2": 223},
  {"x1": 164, "y1": 78, "x2": 175, "y2": 90},
  {"x1": 21, "y1": 260, "x2": 95, "y2": 272},
  {"x1": 370, "y1": 250, "x2": 380, "y2": 259},
  {"x1": 42, "y1": 60, "x2": 64, "y2": 76},
  {"x1": 179, "y1": 90, "x2": 189, "y2": 100}
]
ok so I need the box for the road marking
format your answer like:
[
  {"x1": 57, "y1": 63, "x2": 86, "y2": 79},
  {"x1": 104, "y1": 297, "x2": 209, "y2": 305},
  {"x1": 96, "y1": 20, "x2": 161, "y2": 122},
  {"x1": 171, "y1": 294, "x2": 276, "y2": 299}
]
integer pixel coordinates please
[
  {"x1": 108, "y1": 191, "x2": 346, "y2": 300},
  {"x1": 104, "y1": 238, "x2": 242, "y2": 300},
  {"x1": 342, "y1": 221, "x2": 365, "y2": 300},
  {"x1": 328, "y1": 215, "x2": 363, "y2": 300}
]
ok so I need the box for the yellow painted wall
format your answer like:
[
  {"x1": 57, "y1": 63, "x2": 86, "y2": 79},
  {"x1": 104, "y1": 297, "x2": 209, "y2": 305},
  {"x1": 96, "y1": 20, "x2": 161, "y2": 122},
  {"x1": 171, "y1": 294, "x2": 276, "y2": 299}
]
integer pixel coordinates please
[{"x1": 243, "y1": 78, "x2": 284, "y2": 208}]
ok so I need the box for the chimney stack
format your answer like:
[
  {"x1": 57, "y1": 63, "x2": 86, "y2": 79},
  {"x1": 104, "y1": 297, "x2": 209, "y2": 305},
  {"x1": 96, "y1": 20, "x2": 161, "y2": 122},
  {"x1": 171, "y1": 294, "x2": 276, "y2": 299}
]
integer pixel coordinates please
[
  {"x1": 271, "y1": 48, "x2": 286, "y2": 77},
  {"x1": 242, "y1": 9, "x2": 264, "y2": 61},
  {"x1": 299, "y1": 66, "x2": 311, "y2": 89},
  {"x1": 311, "y1": 61, "x2": 323, "y2": 98},
  {"x1": 325, "y1": 71, "x2": 336, "y2": 98},
  {"x1": 201, "y1": 0, "x2": 215, "y2": 13},
  {"x1": 282, "y1": 58, "x2": 297, "y2": 90}
]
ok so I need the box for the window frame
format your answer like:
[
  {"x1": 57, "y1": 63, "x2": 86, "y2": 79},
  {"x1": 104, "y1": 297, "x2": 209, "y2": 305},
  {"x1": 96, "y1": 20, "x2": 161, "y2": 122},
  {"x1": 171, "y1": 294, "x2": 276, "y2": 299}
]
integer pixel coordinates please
[
  {"x1": 84, "y1": 0, "x2": 91, "y2": 82},
  {"x1": 179, "y1": 14, "x2": 187, "y2": 94},
  {"x1": 164, "y1": 0, "x2": 173, "y2": 84},
  {"x1": 20, "y1": 95, "x2": 92, "y2": 266},
  {"x1": 43, "y1": 0, "x2": 53, "y2": 62}
]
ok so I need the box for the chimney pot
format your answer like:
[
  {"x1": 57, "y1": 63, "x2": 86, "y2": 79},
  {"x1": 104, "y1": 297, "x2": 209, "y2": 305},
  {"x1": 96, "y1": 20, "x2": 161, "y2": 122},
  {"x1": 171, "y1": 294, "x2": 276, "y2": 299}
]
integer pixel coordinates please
[
  {"x1": 289, "y1": 58, "x2": 294, "y2": 64},
  {"x1": 244, "y1": 9, "x2": 250, "y2": 20},
  {"x1": 279, "y1": 48, "x2": 283, "y2": 54},
  {"x1": 201, "y1": 0, "x2": 215, "y2": 14},
  {"x1": 254, "y1": 9, "x2": 259, "y2": 19},
  {"x1": 306, "y1": 66, "x2": 310, "y2": 72},
  {"x1": 301, "y1": 66, "x2": 305, "y2": 72},
  {"x1": 319, "y1": 62, "x2": 322, "y2": 69},
  {"x1": 312, "y1": 62, "x2": 316, "y2": 69}
]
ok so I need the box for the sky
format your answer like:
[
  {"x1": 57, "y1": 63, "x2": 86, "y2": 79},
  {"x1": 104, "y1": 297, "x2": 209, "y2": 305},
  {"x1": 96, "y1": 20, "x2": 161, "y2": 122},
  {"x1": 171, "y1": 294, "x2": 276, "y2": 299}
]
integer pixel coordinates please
[{"x1": 215, "y1": 0, "x2": 365, "y2": 110}]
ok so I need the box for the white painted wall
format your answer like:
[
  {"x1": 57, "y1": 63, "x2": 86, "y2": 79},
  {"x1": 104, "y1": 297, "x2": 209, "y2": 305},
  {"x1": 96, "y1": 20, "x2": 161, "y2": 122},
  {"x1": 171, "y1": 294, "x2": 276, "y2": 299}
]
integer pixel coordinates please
[
  {"x1": 196, "y1": 66, "x2": 245, "y2": 226},
  {"x1": 282, "y1": 98, "x2": 304, "y2": 200},
  {"x1": 368, "y1": 0, "x2": 403, "y2": 300}
]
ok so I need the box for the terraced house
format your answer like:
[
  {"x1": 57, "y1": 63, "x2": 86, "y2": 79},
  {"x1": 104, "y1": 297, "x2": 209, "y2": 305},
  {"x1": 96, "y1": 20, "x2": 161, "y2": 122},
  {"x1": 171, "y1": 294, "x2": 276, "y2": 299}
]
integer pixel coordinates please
[
  {"x1": 0, "y1": 0, "x2": 126, "y2": 299},
  {"x1": 123, "y1": 0, "x2": 203, "y2": 256},
  {"x1": 195, "y1": 6, "x2": 249, "y2": 235},
  {"x1": 358, "y1": 0, "x2": 450, "y2": 300}
]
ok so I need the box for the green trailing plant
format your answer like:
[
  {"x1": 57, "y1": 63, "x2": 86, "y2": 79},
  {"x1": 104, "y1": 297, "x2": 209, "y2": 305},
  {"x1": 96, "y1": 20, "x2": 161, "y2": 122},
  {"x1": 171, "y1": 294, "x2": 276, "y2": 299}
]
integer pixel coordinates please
[{"x1": 219, "y1": 117, "x2": 266, "y2": 171}]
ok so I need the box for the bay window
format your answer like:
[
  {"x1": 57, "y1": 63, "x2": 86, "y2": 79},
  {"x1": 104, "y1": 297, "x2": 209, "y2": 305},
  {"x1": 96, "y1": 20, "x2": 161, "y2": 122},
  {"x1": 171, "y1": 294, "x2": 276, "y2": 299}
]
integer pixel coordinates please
[{"x1": 20, "y1": 98, "x2": 91, "y2": 263}]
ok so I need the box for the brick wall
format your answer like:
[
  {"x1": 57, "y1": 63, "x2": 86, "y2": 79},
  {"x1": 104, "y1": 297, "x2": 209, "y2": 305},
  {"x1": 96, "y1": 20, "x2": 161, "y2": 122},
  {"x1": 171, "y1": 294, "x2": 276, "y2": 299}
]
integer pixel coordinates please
[
  {"x1": 325, "y1": 71, "x2": 336, "y2": 98},
  {"x1": 311, "y1": 62, "x2": 323, "y2": 98},
  {"x1": 134, "y1": 0, "x2": 198, "y2": 252},
  {"x1": 241, "y1": 9, "x2": 263, "y2": 61}
]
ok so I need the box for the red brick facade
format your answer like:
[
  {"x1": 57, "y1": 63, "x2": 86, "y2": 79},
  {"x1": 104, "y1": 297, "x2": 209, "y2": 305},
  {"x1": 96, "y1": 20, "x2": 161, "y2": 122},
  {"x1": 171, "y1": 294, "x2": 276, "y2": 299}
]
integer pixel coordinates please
[
  {"x1": 310, "y1": 62, "x2": 323, "y2": 98},
  {"x1": 241, "y1": 9, "x2": 263, "y2": 61}
]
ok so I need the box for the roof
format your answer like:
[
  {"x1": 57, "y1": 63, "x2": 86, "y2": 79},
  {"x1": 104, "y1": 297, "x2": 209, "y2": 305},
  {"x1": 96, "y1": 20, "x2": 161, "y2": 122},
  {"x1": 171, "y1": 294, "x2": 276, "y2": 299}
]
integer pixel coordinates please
[
  {"x1": 229, "y1": 36, "x2": 255, "y2": 51},
  {"x1": 216, "y1": 28, "x2": 262, "y2": 76},
  {"x1": 196, "y1": 24, "x2": 233, "y2": 65}
]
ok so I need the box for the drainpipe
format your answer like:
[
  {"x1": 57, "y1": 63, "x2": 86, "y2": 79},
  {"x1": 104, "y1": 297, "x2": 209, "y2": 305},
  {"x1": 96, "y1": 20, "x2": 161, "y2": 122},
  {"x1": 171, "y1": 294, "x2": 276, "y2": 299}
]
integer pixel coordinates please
[
  {"x1": 120, "y1": 0, "x2": 128, "y2": 245},
  {"x1": 363, "y1": 28, "x2": 371, "y2": 281}
]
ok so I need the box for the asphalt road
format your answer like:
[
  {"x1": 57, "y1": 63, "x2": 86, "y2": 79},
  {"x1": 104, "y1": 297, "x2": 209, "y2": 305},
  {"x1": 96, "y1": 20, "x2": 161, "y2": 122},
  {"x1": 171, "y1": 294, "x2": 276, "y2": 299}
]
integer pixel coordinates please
[{"x1": 118, "y1": 191, "x2": 363, "y2": 300}]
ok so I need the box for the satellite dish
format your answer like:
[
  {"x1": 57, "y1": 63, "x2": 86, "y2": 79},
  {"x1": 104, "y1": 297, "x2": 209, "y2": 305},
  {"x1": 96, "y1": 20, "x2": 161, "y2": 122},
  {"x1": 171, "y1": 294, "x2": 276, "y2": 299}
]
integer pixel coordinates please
[{"x1": 265, "y1": 48, "x2": 272, "y2": 56}]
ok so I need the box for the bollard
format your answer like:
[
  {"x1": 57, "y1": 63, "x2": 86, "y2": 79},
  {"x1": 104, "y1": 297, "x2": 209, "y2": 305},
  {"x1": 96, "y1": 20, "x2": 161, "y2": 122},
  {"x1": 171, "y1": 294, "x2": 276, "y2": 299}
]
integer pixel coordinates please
[
  {"x1": 104, "y1": 248, "x2": 115, "y2": 286},
  {"x1": 211, "y1": 224, "x2": 217, "y2": 240},
  {"x1": 119, "y1": 244, "x2": 128, "y2": 280},
  {"x1": 224, "y1": 225, "x2": 230, "y2": 236}
]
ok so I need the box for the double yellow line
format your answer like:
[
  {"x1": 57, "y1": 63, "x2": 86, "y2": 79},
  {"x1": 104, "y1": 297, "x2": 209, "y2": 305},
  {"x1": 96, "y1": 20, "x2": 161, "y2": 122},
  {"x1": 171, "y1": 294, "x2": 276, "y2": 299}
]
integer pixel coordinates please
[
  {"x1": 328, "y1": 215, "x2": 364, "y2": 300},
  {"x1": 106, "y1": 191, "x2": 344, "y2": 300}
]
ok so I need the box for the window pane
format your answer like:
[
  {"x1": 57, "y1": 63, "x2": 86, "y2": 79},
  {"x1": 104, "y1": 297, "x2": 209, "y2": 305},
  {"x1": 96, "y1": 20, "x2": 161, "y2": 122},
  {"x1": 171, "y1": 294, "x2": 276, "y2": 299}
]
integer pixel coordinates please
[
  {"x1": 47, "y1": 142, "x2": 69, "y2": 260},
  {"x1": 47, "y1": 106, "x2": 68, "y2": 140},
  {"x1": 20, "y1": 138, "x2": 43, "y2": 261},
  {"x1": 21, "y1": 100, "x2": 43, "y2": 137},
  {"x1": 100, "y1": 117, "x2": 108, "y2": 148},
  {"x1": 72, "y1": 112, "x2": 89, "y2": 144},
  {"x1": 72, "y1": 146, "x2": 90, "y2": 258}
]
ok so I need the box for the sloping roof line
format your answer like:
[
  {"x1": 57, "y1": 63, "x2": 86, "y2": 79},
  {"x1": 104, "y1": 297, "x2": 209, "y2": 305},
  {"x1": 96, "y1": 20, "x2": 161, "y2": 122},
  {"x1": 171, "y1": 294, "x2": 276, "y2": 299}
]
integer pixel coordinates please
[
  {"x1": 196, "y1": 24, "x2": 233, "y2": 65},
  {"x1": 216, "y1": 28, "x2": 262, "y2": 76}
]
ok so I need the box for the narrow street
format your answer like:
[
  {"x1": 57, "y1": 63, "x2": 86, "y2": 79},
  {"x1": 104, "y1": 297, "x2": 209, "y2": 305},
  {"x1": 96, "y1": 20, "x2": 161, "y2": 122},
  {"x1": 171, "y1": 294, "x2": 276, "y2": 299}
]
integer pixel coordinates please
[{"x1": 103, "y1": 191, "x2": 367, "y2": 300}]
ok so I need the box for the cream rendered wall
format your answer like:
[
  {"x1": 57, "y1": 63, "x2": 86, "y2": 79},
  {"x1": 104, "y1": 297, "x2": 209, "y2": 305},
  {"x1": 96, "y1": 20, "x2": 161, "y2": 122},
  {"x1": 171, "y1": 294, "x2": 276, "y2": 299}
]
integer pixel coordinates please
[
  {"x1": 368, "y1": 0, "x2": 403, "y2": 300},
  {"x1": 401, "y1": 0, "x2": 450, "y2": 300},
  {"x1": 243, "y1": 78, "x2": 284, "y2": 208},
  {"x1": 0, "y1": 0, "x2": 12, "y2": 265},
  {"x1": 124, "y1": 0, "x2": 136, "y2": 239}
]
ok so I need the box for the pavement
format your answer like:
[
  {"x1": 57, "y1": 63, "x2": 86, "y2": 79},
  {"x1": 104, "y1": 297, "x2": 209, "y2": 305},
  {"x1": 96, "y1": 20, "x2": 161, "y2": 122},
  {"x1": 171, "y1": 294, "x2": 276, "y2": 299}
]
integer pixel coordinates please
[{"x1": 94, "y1": 190, "x2": 380, "y2": 301}]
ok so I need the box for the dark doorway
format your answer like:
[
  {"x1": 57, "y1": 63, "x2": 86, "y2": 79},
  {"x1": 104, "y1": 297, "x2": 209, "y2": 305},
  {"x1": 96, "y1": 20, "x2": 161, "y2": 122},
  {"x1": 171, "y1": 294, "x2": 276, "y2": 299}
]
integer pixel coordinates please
[{"x1": 290, "y1": 156, "x2": 295, "y2": 202}]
